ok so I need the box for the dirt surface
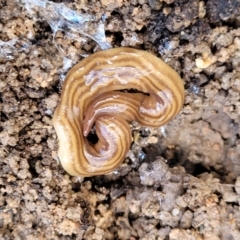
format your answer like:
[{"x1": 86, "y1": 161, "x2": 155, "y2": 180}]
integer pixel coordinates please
[{"x1": 1, "y1": 0, "x2": 240, "y2": 239}]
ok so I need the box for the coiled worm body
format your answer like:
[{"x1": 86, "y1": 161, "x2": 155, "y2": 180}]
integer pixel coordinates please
[{"x1": 53, "y1": 47, "x2": 184, "y2": 177}]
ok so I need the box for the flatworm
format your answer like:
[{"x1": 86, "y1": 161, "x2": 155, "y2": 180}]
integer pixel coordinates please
[{"x1": 53, "y1": 47, "x2": 184, "y2": 177}]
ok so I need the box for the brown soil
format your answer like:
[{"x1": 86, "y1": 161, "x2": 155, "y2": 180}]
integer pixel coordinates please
[{"x1": 0, "y1": 0, "x2": 240, "y2": 239}]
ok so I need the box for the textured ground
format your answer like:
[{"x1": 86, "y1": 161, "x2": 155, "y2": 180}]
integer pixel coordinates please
[{"x1": 0, "y1": 0, "x2": 240, "y2": 239}]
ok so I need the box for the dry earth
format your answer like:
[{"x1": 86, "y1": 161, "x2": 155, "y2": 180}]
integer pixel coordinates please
[{"x1": 0, "y1": 0, "x2": 240, "y2": 239}]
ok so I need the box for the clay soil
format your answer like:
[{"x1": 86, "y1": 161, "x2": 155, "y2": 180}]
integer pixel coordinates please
[{"x1": 0, "y1": 0, "x2": 240, "y2": 239}]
